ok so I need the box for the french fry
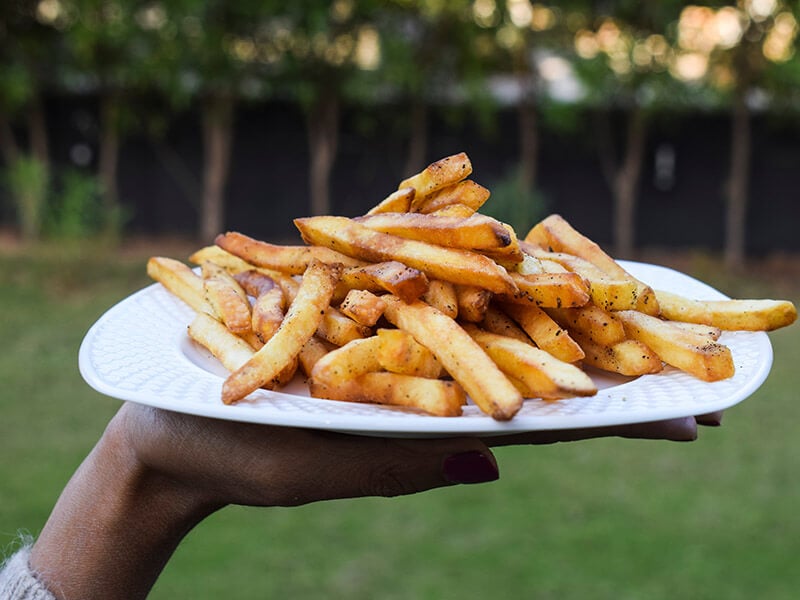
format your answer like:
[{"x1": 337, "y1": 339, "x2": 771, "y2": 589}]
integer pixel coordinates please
[
  {"x1": 422, "y1": 280, "x2": 459, "y2": 318},
  {"x1": 427, "y1": 203, "x2": 477, "y2": 218},
  {"x1": 667, "y1": 321, "x2": 723, "y2": 341},
  {"x1": 526, "y1": 214, "x2": 659, "y2": 315},
  {"x1": 309, "y1": 336, "x2": 464, "y2": 416},
  {"x1": 298, "y1": 336, "x2": 333, "y2": 377},
  {"x1": 546, "y1": 304, "x2": 626, "y2": 347},
  {"x1": 201, "y1": 261, "x2": 252, "y2": 335},
  {"x1": 571, "y1": 332, "x2": 663, "y2": 377},
  {"x1": 216, "y1": 231, "x2": 365, "y2": 275},
  {"x1": 480, "y1": 305, "x2": 532, "y2": 344},
  {"x1": 317, "y1": 306, "x2": 372, "y2": 347},
  {"x1": 531, "y1": 249, "x2": 639, "y2": 311},
  {"x1": 251, "y1": 287, "x2": 286, "y2": 343},
  {"x1": 295, "y1": 215, "x2": 517, "y2": 295},
  {"x1": 654, "y1": 290, "x2": 797, "y2": 331},
  {"x1": 188, "y1": 312, "x2": 255, "y2": 372},
  {"x1": 338, "y1": 261, "x2": 429, "y2": 303},
  {"x1": 382, "y1": 295, "x2": 523, "y2": 420},
  {"x1": 616, "y1": 310, "x2": 735, "y2": 382},
  {"x1": 221, "y1": 260, "x2": 340, "y2": 404},
  {"x1": 455, "y1": 285, "x2": 492, "y2": 323},
  {"x1": 356, "y1": 213, "x2": 516, "y2": 252},
  {"x1": 366, "y1": 187, "x2": 415, "y2": 215},
  {"x1": 338, "y1": 289, "x2": 386, "y2": 327},
  {"x1": 376, "y1": 328, "x2": 442, "y2": 378},
  {"x1": 400, "y1": 152, "x2": 473, "y2": 205},
  {"x1": 499, "y1": 301, "x2": 585, "y2": 363},
  {"x1": 147, "y1": 256, "x2": 212, "y2": 314},
  {"x1": 416, "y1": 179, "x2": 490, "y2": 214},
  {"x1": 464, "y1": 325, "x2": 597, "y2": 399},
  {"x1": 502, "y1": 271, "x2": 590, "y2": 309}
]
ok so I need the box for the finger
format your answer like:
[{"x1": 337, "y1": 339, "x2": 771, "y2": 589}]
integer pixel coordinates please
[
  {"x1": 695, "y1": 410, "x2": 724, "y2": 427},
  {"x1": 278, "y1": 433, "x2": 499, "y2": 505},
  {"x1": 483, "y1": 416, "x2": 698, "y2": 447}
]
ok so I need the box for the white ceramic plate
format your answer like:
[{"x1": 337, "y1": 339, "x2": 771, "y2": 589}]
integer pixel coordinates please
[{"x1": 79, "y1": 261, "x2": 773, "y2": 437}]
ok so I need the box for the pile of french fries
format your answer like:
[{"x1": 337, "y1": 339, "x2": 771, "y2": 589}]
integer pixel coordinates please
[{"x1": 147, "y1": 152, "x2": 797, "y2": 421}]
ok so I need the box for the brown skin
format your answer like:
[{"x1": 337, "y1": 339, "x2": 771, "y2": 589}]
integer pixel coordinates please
[{"x1": 28, "y1": 403, "x2": 710, "y2": 600}]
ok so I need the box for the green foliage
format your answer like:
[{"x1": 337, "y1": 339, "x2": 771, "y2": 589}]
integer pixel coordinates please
[
  {"x1": 45, "y1": 169, "x2": 104, "y2": 240},
  {"x1": 3, "y1": 156, "x2": 49, "y2": 241}
]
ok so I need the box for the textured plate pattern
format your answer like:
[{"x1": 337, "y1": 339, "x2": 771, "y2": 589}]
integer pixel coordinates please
[{"x1": 79, "y1": 262, "x2": 774, "y2": 437}]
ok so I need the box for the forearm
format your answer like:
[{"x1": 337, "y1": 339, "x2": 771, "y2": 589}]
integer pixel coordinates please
[{"x1": 29, "y1": 416, "x2": 216, "y2": 600}]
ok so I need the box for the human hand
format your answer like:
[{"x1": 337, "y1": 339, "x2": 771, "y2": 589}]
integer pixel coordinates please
[{"x1": 28, "y1": 402, "x2": 713, "y2": 600}]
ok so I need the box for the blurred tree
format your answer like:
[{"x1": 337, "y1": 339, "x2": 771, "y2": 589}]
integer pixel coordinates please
[
  {"x1": 377, "y1": 0, "x2": 492, "y2": 177},
  {"x1": 694, "y1": 1, "x2": 800, "y2": 268},
  {"x1": 264, "y1": 1, "x2": 383, "y2": 216},
  {"x1": 153, "y1": 0, "x2": 272, "y2": 242},
  {"x1": 570, "y1": 1, "x2": 691, "y2": 258},
  {"x1": 57, "y1": 0, "x2": 170, "y2": 236},
  {"x1": 0, "y1": 0, "x2": 62, "y2": 239}
]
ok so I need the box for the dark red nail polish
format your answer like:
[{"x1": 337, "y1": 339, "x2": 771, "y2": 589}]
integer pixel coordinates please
[{"x1": 443, "y1": 451, "x2": 499, "y2": 484}]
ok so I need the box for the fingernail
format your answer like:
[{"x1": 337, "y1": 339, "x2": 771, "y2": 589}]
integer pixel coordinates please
[{"x1": 443, "y1": 451, "x2": 499, "y2": 484}]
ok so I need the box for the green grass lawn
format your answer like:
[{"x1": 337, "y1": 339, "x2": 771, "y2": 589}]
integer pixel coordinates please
[{"x1": 1, "y1": 244, "x2": 799, "y2": 599}]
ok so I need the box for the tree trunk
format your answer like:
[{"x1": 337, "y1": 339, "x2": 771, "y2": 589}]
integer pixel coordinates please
[
  {"x1": 403, "y1": 99, "x2": 428, "y2": 177},
  {"x1": 200, "y1": 94, "x2": 234, "y2": 242},
  {"x1": 612, "y1": 106, "x2": 647, "y2": 259},
  {"x1": 98, "y1": 93, "x2": 120, "y2": 228},
  {"x1": 0, "y1": 113, "x2": 20, "y2": 167},
  {"x1": 724, "y1": 90, "x2": 750, "y2": 270},
  {"x1": 27, "y1": 94, "x2": 49, "y2": 176},
  {"x1": 307, "y1": 92, "x2": 339, "y2": 216},
  {"x1": 516, "y1": 58, "x2": 539, "y2": 194}
]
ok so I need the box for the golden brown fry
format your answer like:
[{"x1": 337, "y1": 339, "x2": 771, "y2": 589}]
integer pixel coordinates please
[
  {"x1": 298, "y1": 336, "x2": 333, "y2": 377},
  {"x1": 382, "y1": 295, "x2": 522, "y2": 420},
  {"x1": 221, "y1": 260, "x2": 340, "y2": 404},
  {"x1": 571, "y1": 332, "x2": 663, "y2": 377},
  {"x1": 616, "y1": 310, "x2": 734, "y2": 382},
  {"x1": 147, "y1": 256, "x2": 212, "y2": 314},
  {"x1": 667, "y1": 321, "x2": 723, "y2": 341},
  {"x1": 464, "y1": 325, "x2": 596, "y2": 400},
  {"x1": 400, "y1": 152, "x2": 473, "y2": 204},
  {"x1": 317, "y1": 306, "x2": 372, "y2": 347},
  {"x1": 655, "y1": 290, "x2": 797, "y2": 331},
  {"x1": 546, "y1": 304, "x2": 626, "y2": 347},
  {"x1": 422, "y1": 280, "x2": 459, "y2": 319},
  {"x1": 501, "y1": 271, "x2": 590, "y2": 309},
  {"x1": 499, "y1": 302, "x2": 585, "y2": 363},
  {"x1": 295, "y1": 215, "x2": 517, "y2": 294},
  {"x1": 309, "y1": 336, "x2": 463, "y2": 416},
  {"x1": 416, "y1": 179, "x2": 489, "y2": 214},
  {"x1": 251, "y1": 287, "x2": 285, "y2": 343},
  {"x1": 455, "y1": 285, "x2": 492, "y2": 323},
  {"x1": 201, "y1": 261, "x2": 252, "y2": 335},
  {"x1": 338, "y1": 261, "x2": 429, "y2": 303},
  {"x1": 366, "y1": 187, "x2": 415, "y2": 215},
  {"x1": 338, "y1": 289, "x2": 386, "y2": 327},
  {"x1": 216, "y1": 231, "x2": 365, "y2": 275},
  {"x1": 356, "y1": 212, "x2": 515, "y2": 251},
  {"x1": 233, "y1": 269, "x2": 277, "y2": 297},
  {"x1": 187, "y1": 313, "x2": 255, "y2": 372},
  {"x1": 531, "y1": 250, "x2": 639, "y2": 311},
  {"x1": 376, "y1": 328, "x2": 442, "y2": 378},
  {"x1": 427, "y1": 203, "x2": 476, "y2": 218},
  {"x1": 526, "y1": 214, "x2": 659, "y2": 315},
  {"x1": 480, "y1": 305, "x2": 532, "y2": 344}
]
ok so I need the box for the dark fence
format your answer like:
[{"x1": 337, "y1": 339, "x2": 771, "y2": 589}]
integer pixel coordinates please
[{"x1": 7, "y1": 95, "x2": 800, "y2": 254}]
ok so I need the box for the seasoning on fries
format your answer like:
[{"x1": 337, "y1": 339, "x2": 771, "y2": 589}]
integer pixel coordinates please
[{"x1": 146, "y1": 152, "x2": 797, "y2": 420}]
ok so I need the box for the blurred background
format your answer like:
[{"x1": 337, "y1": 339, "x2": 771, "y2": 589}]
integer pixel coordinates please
[{"x1": 1, "y1": 1, "x2": 799, "y2": 599}]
